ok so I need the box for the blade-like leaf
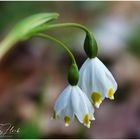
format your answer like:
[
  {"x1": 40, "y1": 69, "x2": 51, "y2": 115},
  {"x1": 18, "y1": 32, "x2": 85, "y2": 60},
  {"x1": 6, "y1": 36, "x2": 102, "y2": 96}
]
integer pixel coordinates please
[
  {"x1": 0, "y1": 13, "x2": 59, "y2": 58},
  {"x1": 11, "y1": 13, "x2": 59, "y2": 40}
]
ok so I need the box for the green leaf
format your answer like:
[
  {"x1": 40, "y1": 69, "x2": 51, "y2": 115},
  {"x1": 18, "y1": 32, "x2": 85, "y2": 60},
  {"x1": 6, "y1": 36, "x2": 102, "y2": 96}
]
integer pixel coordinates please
[
  {"x1": 10, "y1": 13, "x2": 59, "y2": 40},
  {"x1": 0, "y1": 13, "x2": 59, "y2": 58}
]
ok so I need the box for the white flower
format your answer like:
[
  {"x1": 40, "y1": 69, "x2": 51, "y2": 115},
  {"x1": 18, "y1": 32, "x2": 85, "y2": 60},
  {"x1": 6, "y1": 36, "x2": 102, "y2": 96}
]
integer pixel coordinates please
[
  {"x1": 78, "y1": 57, "x2": 118, "y2": 108},
  {"x1": 53, "y1": 85, "x2": 95, "y2": 128}
]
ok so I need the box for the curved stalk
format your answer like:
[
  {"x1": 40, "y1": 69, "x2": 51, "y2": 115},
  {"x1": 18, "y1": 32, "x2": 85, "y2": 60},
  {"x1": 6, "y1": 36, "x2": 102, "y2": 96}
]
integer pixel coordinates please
[
  {"x1": 35, "y1": 23, "x2": 91, "y2": 35},
  {"x1": 35, "y1": 33, "x2": 77, "y2": 65}
]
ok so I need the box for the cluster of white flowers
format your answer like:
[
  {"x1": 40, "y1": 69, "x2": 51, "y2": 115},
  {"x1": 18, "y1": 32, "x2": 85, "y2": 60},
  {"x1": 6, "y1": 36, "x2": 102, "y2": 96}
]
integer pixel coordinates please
[{"x1": 53, "y1": 57, "x2": 117, "y2": 128}]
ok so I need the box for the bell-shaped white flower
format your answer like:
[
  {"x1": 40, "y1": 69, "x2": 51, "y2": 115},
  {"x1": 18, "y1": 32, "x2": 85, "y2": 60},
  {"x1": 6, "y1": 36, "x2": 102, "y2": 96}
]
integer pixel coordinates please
[
  {"x1": 53, "y1": 85, "x2": 95, "y2": 128},
  {"x1": 78, "y1": 57, "x2": 117, "y2": 108}
]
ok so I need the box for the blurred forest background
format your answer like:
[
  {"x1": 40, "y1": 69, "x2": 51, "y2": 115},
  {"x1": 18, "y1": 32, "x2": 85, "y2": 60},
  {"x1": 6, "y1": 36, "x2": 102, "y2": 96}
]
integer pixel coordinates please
[{"x1": 0, "y1": 1, "x2": 140, "y2": 139}]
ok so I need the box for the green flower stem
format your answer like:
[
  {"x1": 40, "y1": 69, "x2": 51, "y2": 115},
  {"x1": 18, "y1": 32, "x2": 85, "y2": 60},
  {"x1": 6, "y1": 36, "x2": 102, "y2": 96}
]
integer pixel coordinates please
[
  {"x1": 0, "y1": 22, "x2": 95, "y2": 59},
  {"x1": 36, "y1": 33, "x2": 77, "y2": 65},
  {"x1": 47, "y1": 23, "x2": 90, "y2": 33},
  {"x1": 36, "y1": 23, "x2": 91, "y2": 35},
  {"x1": 34, "y1": 23, "x2": 98, "y2": 57}
]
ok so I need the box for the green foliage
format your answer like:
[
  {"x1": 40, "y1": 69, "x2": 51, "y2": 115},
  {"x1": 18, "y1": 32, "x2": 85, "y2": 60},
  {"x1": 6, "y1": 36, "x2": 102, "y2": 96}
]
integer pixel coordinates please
[
  {"x1": 16, "y1": 122, "x2": 41, "y2": 139},
  {"x1": 127, "y1": 26, "x2": 140, "y2": 58},
  {"x1": 0, "y1": 2, "x2": 55, "y2": 32},
  {"x1": 10, "y1": 13, "x2": 58, "y2": 41},
  {"x1": 0, "y1": 13, "x2": 59, "y2": 58}
]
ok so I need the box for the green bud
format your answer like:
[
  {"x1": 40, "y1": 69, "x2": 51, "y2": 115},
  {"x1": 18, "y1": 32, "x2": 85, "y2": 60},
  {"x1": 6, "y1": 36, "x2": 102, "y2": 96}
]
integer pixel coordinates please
[
  {"x1": 68, "y1": 63, "x2": 79, "y2": 86},
  {"x1": 84, "y1": 32, "x2": 98, "y2": 58}
]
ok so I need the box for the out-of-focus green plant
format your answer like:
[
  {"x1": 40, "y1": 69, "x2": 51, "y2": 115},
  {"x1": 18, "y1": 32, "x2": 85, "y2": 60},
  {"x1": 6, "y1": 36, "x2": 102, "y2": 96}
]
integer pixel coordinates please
[
  {"x1": 127, "y1": 26, "x2": 140, "y2": 59},
  {"x1": 16, "y1": 122, "x2": 40, "y2": 139}
]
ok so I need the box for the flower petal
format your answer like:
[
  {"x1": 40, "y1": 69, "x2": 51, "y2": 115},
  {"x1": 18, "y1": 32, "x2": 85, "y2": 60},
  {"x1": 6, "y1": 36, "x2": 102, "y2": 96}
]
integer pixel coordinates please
[
  {"x1": 96, "y1": 58, "x2": 118, "y2": 99},
  {"x1": 54, "y1": 85, "x2": 72, "y2": 114},
  {"x1": 54, "y1": 85, "x2": 74, "y2": 125},
  {"x1": 79, "y1": 57, "x2": 118, "y2": 108},
  {"x1": 71, "y1": 86, "x2": 94, "y2": 127}
]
